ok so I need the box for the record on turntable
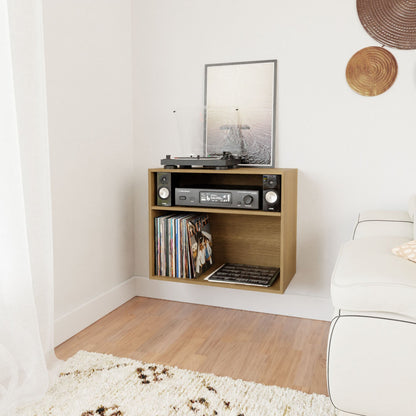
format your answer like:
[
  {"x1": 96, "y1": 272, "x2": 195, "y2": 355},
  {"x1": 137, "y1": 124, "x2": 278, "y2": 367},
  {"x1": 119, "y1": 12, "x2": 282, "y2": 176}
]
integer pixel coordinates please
[{"x1": 161, "y1": 152, "x2": 241, "y2": 169}]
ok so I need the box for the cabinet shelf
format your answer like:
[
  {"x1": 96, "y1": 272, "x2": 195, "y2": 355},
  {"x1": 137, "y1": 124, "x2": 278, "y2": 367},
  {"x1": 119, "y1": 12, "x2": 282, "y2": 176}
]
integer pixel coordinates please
[
  {"x1": 148, "y1": 167, "x2": 297, "y2": 294},
  {"x1": 150, "y1": 205, "x2": 281, "y2": 217}
]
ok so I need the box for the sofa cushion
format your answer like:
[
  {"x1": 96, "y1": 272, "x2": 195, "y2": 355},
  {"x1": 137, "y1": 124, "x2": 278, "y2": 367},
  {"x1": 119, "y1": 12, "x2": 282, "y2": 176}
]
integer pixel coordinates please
[
  {"x1": 353, "y1": 210, "x2": 413, "y2": 240},
  {"x1": 331, "y1": 236, "x2": 416, "y2": 319}
]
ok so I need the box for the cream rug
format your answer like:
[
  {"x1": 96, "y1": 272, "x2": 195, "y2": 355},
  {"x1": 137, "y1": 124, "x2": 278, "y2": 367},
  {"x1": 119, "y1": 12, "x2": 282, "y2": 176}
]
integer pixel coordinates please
[{"x1": 17, "y1": 351, "x2": 338, "y2": 416}]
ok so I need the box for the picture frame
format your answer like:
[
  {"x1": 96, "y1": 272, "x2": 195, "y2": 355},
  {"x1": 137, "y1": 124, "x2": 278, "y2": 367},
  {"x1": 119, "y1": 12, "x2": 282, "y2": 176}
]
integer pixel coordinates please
[{"x1": 204, "y1": 59, "x2": 277, "y2": 167}]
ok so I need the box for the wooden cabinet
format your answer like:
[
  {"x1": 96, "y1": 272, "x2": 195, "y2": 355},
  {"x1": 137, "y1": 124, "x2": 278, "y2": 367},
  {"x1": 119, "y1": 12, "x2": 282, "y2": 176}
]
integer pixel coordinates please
[{"x1": 148, "y1": 167, "x2": 297, "y2": 294}]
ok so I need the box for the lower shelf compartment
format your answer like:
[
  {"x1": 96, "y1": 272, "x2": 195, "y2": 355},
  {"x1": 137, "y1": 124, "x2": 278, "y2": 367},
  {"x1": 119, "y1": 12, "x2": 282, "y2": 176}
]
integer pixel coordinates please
[{"x1": 149, "y1": 263, "x2": 282, "y2": 294}]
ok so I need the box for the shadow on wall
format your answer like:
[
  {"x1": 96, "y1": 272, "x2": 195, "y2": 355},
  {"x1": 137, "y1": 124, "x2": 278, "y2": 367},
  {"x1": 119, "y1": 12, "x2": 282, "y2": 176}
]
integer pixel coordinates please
[{"x1": 292, "y1": 172, "x2": 352, "y2": 297}]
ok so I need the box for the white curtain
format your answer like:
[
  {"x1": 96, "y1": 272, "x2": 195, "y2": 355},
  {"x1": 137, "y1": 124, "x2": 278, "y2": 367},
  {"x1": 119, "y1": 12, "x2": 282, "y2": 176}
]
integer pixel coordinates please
[{"x1": 0, "y1": 0, "x2": 59, "y2": 414}]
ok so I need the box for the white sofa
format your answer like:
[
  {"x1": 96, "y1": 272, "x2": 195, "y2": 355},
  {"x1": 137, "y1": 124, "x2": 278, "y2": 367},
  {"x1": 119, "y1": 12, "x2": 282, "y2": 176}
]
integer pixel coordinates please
[{"x1": 327, "y1": 207, "x2": 416, "y2": 416}]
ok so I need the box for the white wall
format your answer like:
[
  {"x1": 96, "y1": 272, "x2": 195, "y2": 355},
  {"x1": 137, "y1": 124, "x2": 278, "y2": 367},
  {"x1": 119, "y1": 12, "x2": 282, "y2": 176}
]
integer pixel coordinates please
[
  {"x1": 42, "y1": 0, "x2": 135, "y2": 335},
  {"x1": 40, "y1": 0, "x2": 416, "y2": 340},
  {"x1": 132, "y1": 0, "x2": 416, "y2": 318}
]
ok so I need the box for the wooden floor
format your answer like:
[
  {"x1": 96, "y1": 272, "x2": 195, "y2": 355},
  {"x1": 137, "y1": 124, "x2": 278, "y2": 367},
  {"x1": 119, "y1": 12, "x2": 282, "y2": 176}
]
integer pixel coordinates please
[{"x1": 55, "y1": 297, "x2": 330, "y2": 395}]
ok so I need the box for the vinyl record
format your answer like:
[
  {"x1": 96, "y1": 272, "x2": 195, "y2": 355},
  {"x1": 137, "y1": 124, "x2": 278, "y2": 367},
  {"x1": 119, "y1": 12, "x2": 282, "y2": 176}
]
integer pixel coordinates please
[
  {"x1": 346, "y1": 46, "x2": 398, "y2": 96},
  {"x1": 357, "y1": 0, "x2": 416, "y2": 49}
]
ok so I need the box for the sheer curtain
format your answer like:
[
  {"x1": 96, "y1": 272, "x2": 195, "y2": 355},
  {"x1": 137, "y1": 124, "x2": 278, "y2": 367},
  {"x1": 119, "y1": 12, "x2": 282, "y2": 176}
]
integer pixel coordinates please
[{"x1": 0, "y1": 0, "x2": 59, "y2": 414}]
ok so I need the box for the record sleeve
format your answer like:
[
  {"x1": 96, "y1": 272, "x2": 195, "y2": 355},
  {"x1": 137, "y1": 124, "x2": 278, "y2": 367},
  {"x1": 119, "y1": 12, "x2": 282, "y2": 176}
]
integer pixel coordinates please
[{"x1": 186, "y1": 214, "x2": 213, "y2": 278}]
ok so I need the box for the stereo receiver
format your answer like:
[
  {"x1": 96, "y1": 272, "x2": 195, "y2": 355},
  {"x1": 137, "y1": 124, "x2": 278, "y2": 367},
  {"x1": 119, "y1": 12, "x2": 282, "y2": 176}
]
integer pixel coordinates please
[{"x1": 175, "y1": 188, "x2": 260, "y2": 210}]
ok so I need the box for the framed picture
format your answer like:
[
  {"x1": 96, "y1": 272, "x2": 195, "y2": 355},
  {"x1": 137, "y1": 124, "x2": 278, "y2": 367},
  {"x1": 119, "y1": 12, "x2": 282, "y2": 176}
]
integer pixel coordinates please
[{"x1": 204, "y1": 60, "x2": 277, "y2": 167}]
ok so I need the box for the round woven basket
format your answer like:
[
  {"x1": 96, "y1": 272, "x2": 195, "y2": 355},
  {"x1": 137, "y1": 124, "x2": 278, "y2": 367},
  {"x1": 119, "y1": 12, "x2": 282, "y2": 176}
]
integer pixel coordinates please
[
  {"x1": 346, "y1": 46, "x2": 398, "y2": 96},
  {"x1": 357, "y1": 0, "x2": 416, "y2": 49}
]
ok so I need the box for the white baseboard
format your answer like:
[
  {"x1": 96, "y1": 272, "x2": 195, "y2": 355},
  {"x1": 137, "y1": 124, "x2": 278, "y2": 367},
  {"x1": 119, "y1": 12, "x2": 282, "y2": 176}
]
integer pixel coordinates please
[
  {"x1": 54, "y1": 277, "x2": 137, "y2": 346},
  {"x1": 55, "y1": 275, "x2": 333, "y2": 346},
  {"x1": 135, "y1": 275, "x2": 333, "y2": 321}
]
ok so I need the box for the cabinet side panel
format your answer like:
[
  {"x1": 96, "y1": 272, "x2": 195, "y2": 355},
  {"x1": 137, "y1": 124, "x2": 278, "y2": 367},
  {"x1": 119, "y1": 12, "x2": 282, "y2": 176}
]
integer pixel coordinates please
[
  {"x1": 148, "y1": 171, "x2": 156, "y2": 277},
  {"x1": 280, "y1": 170, "x2": 298, "y2": 292}
]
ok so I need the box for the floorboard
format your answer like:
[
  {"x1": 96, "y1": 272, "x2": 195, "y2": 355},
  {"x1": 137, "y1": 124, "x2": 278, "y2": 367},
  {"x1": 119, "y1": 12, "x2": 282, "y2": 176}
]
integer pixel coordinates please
[{"x1": 55, "y1": 296, "x2": 330, "y2": 395}]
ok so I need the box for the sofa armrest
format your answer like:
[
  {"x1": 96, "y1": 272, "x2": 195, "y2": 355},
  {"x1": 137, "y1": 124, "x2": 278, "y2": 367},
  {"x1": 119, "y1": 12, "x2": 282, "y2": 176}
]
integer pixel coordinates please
[
  {"x1": 353, "y1": 210, "x2": 413, "y2": 240},
  {"x1": 409, "y1": 195, "x2": 416, "y2": 240}
]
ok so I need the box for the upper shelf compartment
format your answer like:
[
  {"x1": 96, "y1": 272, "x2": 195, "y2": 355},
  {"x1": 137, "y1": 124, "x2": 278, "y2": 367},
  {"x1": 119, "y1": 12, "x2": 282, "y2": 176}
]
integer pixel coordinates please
[{"x1": 149, "y1": 167, "x2": 296, "y2": 214}]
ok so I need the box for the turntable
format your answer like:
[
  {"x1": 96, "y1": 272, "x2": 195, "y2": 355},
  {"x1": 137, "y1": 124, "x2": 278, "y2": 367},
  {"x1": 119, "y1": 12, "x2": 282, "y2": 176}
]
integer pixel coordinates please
[{"x1": 161, "y1": 152, "x2": 241, "y2": 169}]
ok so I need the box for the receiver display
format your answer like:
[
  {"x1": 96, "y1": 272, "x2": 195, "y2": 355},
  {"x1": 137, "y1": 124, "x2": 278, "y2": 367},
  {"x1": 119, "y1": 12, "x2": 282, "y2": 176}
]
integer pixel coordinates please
[
  {"x1": 175, "y1": 187, "x2": 259, "y2": 210},
  {"x1": 200, "y1": 191, "x2": 231, "y2": 204}
]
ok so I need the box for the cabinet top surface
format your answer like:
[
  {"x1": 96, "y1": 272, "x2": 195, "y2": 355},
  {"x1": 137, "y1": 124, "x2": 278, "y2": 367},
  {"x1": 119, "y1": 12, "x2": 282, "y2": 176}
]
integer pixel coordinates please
[{"x1": 149, "y1": 167, "x2": 297, "y2": 174}]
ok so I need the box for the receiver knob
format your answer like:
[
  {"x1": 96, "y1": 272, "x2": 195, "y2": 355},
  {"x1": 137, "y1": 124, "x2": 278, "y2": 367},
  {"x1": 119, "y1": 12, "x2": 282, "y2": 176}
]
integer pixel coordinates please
[{"x1": 243, "y1": 195, "x2": 254, "y2": 205}]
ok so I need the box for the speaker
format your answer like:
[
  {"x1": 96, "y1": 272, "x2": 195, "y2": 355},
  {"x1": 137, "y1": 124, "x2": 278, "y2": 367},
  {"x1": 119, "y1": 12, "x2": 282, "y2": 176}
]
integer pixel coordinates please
[
  {"x1": 156, "y1": 172, "x2": 173, "y2": 206},
  {"x1": 262, "y1": 174, "x2": 281, "y2": 212}
]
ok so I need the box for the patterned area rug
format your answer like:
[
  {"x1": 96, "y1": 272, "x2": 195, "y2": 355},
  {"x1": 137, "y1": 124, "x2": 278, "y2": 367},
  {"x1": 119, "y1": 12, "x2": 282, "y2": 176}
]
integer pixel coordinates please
[{"x1": 17, "y1": 351, "x2": 338, "y2": 416}]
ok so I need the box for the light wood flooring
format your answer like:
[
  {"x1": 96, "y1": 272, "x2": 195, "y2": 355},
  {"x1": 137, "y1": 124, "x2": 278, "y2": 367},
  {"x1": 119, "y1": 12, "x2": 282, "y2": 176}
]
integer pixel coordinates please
[{"x1": 55, "y1": 297, "x2": 330, "y2": 395}]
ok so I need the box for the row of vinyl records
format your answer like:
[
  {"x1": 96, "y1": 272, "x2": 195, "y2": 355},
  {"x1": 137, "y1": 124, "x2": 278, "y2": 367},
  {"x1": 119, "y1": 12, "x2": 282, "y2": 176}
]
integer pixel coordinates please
[{"x1": 154, "y1": 213, "x2": 213, "y2": 278}]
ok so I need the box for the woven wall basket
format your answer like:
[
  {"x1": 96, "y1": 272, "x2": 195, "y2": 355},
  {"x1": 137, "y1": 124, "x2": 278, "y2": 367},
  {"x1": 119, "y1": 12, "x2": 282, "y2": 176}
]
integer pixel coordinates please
[
  {"x1": 357, "y1": 0, "x2": 416, "y2": 49},
  {"x1": 346, "y1": 46, "x2": 398, "y2": 96}
]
